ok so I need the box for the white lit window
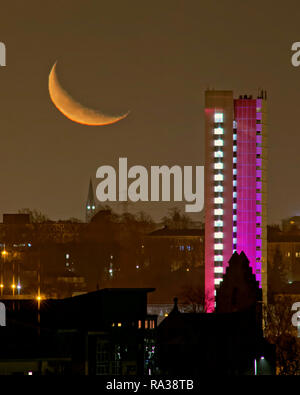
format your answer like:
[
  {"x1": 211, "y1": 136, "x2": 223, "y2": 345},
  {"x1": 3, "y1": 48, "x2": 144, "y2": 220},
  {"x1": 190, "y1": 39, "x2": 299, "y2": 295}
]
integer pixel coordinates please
[
  {"x1": 233, "y1": 203, "x2": 237, "y2": 209},
  {"x1": 92, "y1": 205, "x2": 95, "y2": 210},
  {"x1": 214, "y1": 163, "x2": 223, "y2": 170},
  {"x1": 233, "y1": 169, "x2": 237, "y2": 175},
  {"x1": 214, "y1": 244, "x2": 223, "y2": 250},
  {"x1": 214, "y1": 267, "x2": 223, "y2": 274},
  {"x1": 214, "y1": 255, "x2": 223, "y2": 262},
  {"x1": 214, "y1": 140, "x2": 223, "y2": 146},
  {"x1": 233, "y1": 215, "x2": 237, "y2": 221},
  {"x1": 233, "y1": 134, "x2": 237, "y2": 140},
  {"x1": 87, "y1": 205, "x2": 91, "y2": 210},
  {"x1": 214, "y1": 232, "x2": 223, "y2": 238},
  {"x1": 214, "y1": 113, "x2": 223, "y2": 123},
  {"x1": 233, "y1": 238, "x2": 237, "y2": 244},
  {"x1": 233, "y1": 226, "x2": 237, "y2": 232},
  {"x1": 233, "y1": 157, "x2": 237, "y2": 164},
  {"x1": 233, "y1": 192, "x2": 237, "y2": 198},
  {"x1": 214, "y1": 174, "x2": 224, "y2": 181},
  {"x1": 214, "y1": 209, "x2": 223, "y2": 216},
  {"x1": 214, "y1": 185, "x2": 223, "y2": 193},
  {"x1": 214, "y1": 197, "x2": 223, "y2": 204},
  {"x1": 214, "y1": 127, "x2": 223, "y2": 135},
  {"x1": 233, "y1": 145, "x2": 237, "y2": 152},
  {"x1": 214, "y1": 220, "x2": 223, "y2": 227},
  {"x1": 214, "y1": 278, "x2": 223, "y2": 285},
  {"x1": 214, "y1": 151, "x2": 223, "y2": 158},
  {"x1": 233, "y1": 120, "x2": 237, "y2": 128},
  {"x1": 233, "y1": 180, "x2": 237, "y2": 187}
]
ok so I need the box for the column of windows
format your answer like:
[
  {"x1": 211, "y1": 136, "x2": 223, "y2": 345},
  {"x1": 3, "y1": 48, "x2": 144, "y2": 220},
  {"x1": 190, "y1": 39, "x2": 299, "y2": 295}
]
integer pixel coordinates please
[{"x1": 213, "y1": 112, "x2": 224, "y2": 287}]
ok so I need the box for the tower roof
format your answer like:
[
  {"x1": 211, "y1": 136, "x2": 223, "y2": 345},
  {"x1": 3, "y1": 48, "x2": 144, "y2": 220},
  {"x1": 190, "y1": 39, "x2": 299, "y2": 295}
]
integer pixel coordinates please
[{"x1": 86, "y1": 178, "x2": 95, "y2": 206}]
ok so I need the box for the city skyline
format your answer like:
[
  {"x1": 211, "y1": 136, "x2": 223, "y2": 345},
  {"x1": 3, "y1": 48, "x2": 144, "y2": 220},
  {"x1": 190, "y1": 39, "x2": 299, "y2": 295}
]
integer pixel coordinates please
[{"x1": 0, "y1": 1, "x2": 299, "y2": 224}]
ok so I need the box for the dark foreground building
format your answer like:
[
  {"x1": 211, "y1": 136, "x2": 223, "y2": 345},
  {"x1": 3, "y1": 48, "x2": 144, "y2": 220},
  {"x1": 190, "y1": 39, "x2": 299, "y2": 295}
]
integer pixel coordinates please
[
  {"x1": 0, "y1": 288, "x2": 157, "y2": 375},
  {"x1": 157, "y1": 251, "x2": 275, "y2": 375}
]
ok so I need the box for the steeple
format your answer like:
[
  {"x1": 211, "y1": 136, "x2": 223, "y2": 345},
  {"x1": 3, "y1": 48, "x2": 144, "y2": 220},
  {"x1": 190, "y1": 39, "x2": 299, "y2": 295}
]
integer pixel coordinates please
[{"x1": 86, "y1": 178, "x2": 96, "y2": 222}]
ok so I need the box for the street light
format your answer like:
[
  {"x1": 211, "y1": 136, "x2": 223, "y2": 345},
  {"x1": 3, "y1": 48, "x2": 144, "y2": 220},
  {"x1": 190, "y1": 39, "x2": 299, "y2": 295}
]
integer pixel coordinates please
[{"x1": 254, "y1": 356, "x2": 265, "y2": 375}]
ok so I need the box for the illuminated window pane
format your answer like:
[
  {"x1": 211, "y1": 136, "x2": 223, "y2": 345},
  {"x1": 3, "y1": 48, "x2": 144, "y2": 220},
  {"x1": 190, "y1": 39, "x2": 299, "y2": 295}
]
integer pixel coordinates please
[
  {"x1": 214, "y1": 255, "x2": 223, "y2": 261},
  {"x1": 214, "y1": 151, "x2": 223, "y2": 158},
  {"x1": 214, "y1": 127, "x2": 223, "y2": 135},
  {"x1": 233, "y1": 180, "x2": 237, "y2": 187},
  {"x1": 233, "y1": 192, "x2": 237, "y2": 198},
  {"x1": 233, "y1": 226, "x2": 237, "y2": 232},
  {"x1": 214, "y1": 185, "x2": 223, "y2": 192},
  {"x1": 214, "y1": 243, "x2": 223, "y2": 250},
  {"x1": 214, "y1": 209, "x2": 223, "y2": 216},
  {"x1": 233, "y1": 134, "x2": 237, "y2": 140},
  {"x1": 233, "y1": 215, "x2": 237, "y2": 221},
  {"x1": 214, "y1": 140, "x2": 223, "y2": 146},
  {"x1": 233, "y1": 145, "x2": 237, "y2": 152},
  {"x1": 214, "y1": 220, "x2": 223, "y2": 227},
  {"x1": 214, "y1": 232, "x2": 223, "y2": 238},
  {"x1": 214, "y1": 113, "x2": 223, "y2": 123},
  {"x1": 214, "y1": 278, "x2": 223, "y2": 285},
  {"x1": 214, "y1": 197, "x2": 223, "y2": 204},
  {"x1": 233, "y1": 169, "x2": 237, "y2": 175},
  {"x1": 233, "y1": 157, "x2": 237, "y2": 163},
  {"x1": 214, "y1": 163, "x2": 223, "y2": 170},
  {"x1": 214, "y1": 174, "x2": 224, "y2": 181},
  {"x1": 214, "y1": 267, "x2": 223, "y2": 274}
]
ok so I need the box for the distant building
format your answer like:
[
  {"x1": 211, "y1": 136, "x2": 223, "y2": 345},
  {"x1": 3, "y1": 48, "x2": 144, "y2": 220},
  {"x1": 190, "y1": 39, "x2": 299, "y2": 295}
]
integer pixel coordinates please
[
  {"x1": 143, "y1": 227, "x2": 204, "y2": 303},
  {"x1": 282, "y1": 216, "x2": 300, "y2": 233},
  {"x1": 268, "y1": 231, "x2": 300, "y2": 287},
  {"x1": 3, "y1": 214, "x2": 30, "y2": 225},
  {"x1": 0, "y1": 288, "x2": 157, "y2": 375}
]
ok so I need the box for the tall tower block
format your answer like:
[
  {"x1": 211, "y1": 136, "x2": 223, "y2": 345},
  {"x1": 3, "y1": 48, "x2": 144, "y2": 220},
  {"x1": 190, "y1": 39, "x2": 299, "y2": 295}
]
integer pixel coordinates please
[{"x1": 204, "y1": 90, "x2": 267, "y2": 310}]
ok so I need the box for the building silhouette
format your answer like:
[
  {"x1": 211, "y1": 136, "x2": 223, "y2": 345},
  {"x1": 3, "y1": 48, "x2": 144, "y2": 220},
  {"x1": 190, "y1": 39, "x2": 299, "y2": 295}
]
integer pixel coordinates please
[
  {"x1": 157, "y1": 251, "x2": 275, "y2": 375},
  {"x1": 0, "y1": 288, "x2": 157, "y2": 375}
]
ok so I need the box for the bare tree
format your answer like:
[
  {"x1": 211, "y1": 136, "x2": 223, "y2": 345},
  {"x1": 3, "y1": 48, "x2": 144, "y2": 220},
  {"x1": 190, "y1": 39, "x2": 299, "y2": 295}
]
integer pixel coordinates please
[
  {"x1": 162, "y1": 207, "x2": 192, "y2": 230},
  {"x1": 263, "y1": 295, "x2": 300, "y2": 375},
  {"x1": 18, "y1": 208, "x2": 49, "y2": 223},
  {"x1": 179, "y1": 285, "x2": 214, "y2": 313}
]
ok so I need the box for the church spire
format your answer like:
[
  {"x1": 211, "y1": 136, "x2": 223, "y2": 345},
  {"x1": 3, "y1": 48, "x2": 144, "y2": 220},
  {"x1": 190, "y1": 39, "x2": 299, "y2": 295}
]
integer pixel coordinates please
[{"x1": 86, "y1": 178, "x2": 96, "y2": 222}]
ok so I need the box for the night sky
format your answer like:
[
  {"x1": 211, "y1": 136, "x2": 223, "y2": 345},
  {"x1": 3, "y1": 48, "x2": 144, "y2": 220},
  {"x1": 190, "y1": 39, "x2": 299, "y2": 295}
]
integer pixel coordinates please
[{"x1": 0, "y1": 0, "x2": 299, "y2": 224}]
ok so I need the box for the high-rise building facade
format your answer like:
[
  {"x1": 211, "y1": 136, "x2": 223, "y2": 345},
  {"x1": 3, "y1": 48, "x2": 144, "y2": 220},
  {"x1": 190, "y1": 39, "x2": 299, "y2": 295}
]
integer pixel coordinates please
[{"x1": 205, "y1": 90, "x2": 267, "y2": 310}]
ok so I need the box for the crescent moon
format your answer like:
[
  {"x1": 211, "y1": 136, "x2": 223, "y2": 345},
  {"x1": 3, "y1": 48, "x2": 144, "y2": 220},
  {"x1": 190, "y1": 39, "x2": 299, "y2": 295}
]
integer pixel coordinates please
[{"x1": 48, "y1": 62, "x2": 129, "y2": 126}]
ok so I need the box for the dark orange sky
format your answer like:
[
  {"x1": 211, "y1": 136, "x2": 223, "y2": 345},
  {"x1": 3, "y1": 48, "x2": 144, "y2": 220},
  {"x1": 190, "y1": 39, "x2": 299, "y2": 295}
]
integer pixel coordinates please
[{"x1": 0, "y1": 0, "x2": 299, "y2": 223}]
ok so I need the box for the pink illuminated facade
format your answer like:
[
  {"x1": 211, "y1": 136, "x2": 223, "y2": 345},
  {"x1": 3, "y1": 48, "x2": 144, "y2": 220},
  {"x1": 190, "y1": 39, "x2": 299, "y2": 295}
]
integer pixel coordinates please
[{"x1": 205, "y1": 91, "x2": 267, "y2": 310}]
